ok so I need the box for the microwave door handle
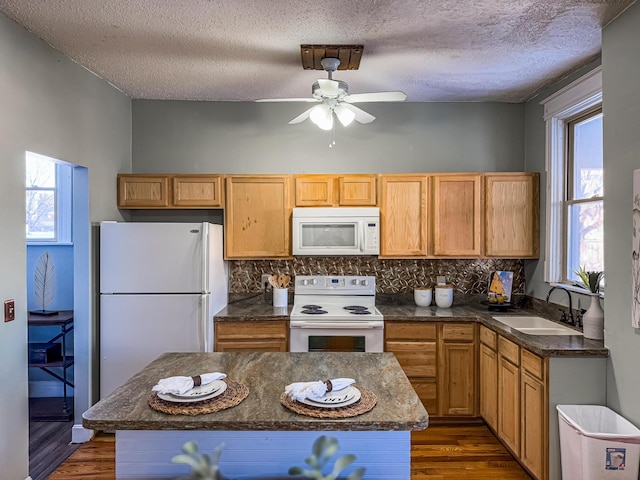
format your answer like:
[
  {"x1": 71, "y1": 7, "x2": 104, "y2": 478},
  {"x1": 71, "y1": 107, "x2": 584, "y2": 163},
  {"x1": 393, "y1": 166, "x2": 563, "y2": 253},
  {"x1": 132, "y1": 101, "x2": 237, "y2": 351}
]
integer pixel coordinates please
[{"x1": 359, "y1": 221, "x2": 364, "y2": 253}]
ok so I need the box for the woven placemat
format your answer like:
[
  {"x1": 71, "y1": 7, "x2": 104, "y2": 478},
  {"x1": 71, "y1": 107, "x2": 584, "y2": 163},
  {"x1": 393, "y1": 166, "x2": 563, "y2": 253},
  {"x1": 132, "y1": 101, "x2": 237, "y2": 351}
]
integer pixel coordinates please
[
  {"x1": 280, "y1": 386, "x2": 377, "y2": 418},
  {"x1": 148, "y1": 380, "x2": 249, "y2": 416}
]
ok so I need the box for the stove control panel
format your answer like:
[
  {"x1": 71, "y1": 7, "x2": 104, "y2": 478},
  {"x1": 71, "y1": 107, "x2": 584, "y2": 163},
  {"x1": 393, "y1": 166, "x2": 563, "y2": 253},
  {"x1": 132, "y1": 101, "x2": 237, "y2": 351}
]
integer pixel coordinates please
[{"x1": 295, "y1": 275, "x2": 376, "y2": 296}]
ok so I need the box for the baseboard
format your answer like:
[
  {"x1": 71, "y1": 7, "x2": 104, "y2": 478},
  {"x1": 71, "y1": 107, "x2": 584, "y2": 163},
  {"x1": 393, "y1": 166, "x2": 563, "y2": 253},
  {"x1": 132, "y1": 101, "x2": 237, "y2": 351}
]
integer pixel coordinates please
[{"x1": 72, "y1": 424, "x2": 94, "y2": 444}]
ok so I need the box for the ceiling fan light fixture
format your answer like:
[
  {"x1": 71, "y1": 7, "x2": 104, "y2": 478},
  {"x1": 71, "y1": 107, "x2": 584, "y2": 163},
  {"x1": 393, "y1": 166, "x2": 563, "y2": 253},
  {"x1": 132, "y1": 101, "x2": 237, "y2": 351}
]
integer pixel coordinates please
[
  {"x1": 334, "y1": 104, "x2": 356, "y2": 126},
  {"x1": 310, "y1": 104, "x2": 333, "y2": 130}
]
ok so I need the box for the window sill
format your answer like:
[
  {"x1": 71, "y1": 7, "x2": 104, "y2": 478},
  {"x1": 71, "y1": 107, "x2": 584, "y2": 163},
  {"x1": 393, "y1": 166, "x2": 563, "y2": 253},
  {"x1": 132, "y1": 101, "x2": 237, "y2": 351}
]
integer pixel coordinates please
[
  {"x1": 549, "y1": 282, "x2": 604, "y2": 298},
  {"x1": 27, "y1": 242, "x2": 74, "y2": 247}
]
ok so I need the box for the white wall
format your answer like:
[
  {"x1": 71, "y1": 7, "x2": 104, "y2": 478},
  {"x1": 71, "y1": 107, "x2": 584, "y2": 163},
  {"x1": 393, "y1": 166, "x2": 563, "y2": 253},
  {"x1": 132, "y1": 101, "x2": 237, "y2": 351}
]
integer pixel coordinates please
[
  {"x1": 0, "y1": 13, "x2": 130, "y2": 479},
  {"x1": 601, "y1": 2, "x2": 640, "y2": 426}
]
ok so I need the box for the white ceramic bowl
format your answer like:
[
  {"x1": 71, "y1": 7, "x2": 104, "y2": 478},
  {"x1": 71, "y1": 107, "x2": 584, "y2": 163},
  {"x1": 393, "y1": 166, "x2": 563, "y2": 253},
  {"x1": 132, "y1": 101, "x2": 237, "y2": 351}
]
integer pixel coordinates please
[{"x1": 414, "y1": 288, "x2": 432, "y2": 307}]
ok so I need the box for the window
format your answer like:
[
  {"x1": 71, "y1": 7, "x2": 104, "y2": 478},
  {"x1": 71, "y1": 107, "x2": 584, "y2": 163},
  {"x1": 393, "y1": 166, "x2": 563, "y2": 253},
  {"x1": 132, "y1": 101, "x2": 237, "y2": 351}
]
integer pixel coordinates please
[
  {"x1": 26, "y1": 152, "x2": 72, "y2": 243},
  {"x1": 541, "y1": 67, "x2": 603, "y2": 287}
]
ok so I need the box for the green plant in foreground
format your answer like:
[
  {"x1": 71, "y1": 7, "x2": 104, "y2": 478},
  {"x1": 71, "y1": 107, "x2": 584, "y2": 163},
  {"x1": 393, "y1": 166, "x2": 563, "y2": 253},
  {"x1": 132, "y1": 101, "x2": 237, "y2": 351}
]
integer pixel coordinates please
[
  {"x1": 288, "y1": 435, "x2": 365, "y2": 480},
  {"x1": 172, "y1": 441, "x2": 229, "y2": 480},
  {"x1": 575, "y1": 266, "x2": 604, "y2": 294}
]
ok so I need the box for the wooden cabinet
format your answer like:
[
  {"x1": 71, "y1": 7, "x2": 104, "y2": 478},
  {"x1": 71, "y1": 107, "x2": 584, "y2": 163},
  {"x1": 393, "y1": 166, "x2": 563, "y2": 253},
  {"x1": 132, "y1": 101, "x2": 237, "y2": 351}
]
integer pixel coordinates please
[
  {"x1": 498, "y1": 336, "x2": 520, "y2": 456},
  {"x1": 118, "y1": 174, "x2": 170, "y2": 208},
  {"x1": 485, "y1": 173, "x2": 539, "y2": 258},
  {"x1": 520, "y1": 350, "x2": 548, "y2": 480},
  {"x1": 224, "y1": 175, "x2": 291, "y2": 259},
  {"x1": 385, "y1": 322, "x2": 437, "y2": 414},
  {"x1": 293, "y1": 174, "x2": 376, "y2": 206},
  {"x1": 379, "y1": 174, "x2": 429, "y2": 257},
  {"x1": 431, "y1": 174, "x2": 483, "y2": 256},
  {"x1": 479, "y1": 326, "x2": 498, "y2": 430},
  {"x1": 214, "y1": 321, "x2": 288, "y2": 352},
  {"x1": 117, "y1": 174, "x2": 223, "y2": 209},
  {"x1": 438, "y1": 323, "x2": 477, "y2": 416},
  {"x1": 385, "y1": 321, "x2": 477, "y2": 418}
]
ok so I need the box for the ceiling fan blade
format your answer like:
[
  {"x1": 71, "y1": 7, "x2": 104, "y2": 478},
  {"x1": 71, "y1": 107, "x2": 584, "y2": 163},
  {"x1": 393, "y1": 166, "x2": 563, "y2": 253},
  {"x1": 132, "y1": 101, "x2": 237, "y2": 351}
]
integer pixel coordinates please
[
  {"x1": 317, "y1": 79, "x2": 341, "y2": 97},
  {"x1": 344, "y1": 91, "x2": 407, "y2": 103},
  {"x1": 288, "y1": 106, "x2": 316, "y2": 124},
  {"x1": 256, "y1": 98, "x2": 319, "y2": 103},
  {"x1": 340, "y1": 103, "x2": 376, "y2": 124}
]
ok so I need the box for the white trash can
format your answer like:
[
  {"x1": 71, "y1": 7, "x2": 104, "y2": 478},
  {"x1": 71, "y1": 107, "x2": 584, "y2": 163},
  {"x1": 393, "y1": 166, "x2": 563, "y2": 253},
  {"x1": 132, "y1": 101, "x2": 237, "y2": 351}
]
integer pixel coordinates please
[{"x1": 557, "y1": 405, "x2": 640, "y2": 480}]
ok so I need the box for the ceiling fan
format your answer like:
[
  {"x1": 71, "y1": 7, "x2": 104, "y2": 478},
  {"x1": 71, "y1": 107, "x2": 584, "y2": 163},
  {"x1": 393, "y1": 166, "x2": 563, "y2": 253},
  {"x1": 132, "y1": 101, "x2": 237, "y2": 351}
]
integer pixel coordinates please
[{"x1": 256, "y1": 57, "x2": 406, "y2": 130}]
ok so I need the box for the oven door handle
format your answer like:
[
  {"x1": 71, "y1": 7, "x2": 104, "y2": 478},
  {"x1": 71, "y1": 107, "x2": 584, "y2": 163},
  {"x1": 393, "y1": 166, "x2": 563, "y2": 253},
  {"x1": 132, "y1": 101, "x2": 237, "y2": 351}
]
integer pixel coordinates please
[{"x1": 292, "y1": 321, "x2": 383, "y2": 329}]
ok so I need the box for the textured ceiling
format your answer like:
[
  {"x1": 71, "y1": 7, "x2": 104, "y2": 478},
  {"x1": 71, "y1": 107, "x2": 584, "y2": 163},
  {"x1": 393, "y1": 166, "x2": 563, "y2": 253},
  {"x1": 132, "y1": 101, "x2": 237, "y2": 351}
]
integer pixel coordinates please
[{"x1": 0, "y1": 0, "x2": 634, "y2": 102}]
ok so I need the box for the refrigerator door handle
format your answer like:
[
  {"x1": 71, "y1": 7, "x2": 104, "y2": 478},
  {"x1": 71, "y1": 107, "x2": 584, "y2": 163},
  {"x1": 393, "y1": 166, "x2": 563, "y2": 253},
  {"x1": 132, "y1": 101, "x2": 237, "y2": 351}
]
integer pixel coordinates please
[
  {"x1": 201, "y1": 223, "x2": 209, "y2": 293},
  {"x1": 200, "y1": 294, "x2": 210, "y2": 352}
]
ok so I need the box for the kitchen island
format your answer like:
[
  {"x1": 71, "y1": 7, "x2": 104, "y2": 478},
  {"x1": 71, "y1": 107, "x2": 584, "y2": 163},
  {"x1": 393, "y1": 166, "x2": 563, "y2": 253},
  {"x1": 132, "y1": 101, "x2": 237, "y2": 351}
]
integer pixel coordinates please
[{"x1": 83, "y1": 351, "x2": 428, "y2": 479}]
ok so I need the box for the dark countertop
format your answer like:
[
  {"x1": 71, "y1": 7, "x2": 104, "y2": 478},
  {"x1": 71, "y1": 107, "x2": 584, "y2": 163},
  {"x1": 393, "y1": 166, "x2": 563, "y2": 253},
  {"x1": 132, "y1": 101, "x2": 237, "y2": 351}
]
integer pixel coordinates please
[
  {"x1": 216, "y1": 294, "x2": 608, "y2": 358},
  {"x1": 82, "y1": 352, "x2": 429, "y2": 432}
]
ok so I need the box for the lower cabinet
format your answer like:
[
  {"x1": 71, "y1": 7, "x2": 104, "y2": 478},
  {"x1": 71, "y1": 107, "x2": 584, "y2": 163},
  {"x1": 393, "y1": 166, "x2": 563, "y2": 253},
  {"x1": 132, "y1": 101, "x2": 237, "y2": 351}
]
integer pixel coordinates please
[
  {"x1": 385, "y1": 321, "x2": 477, "y2": 418},
  {"x1": 480, "y1": 325, "x2": 548, "y2": 480},
  {"x1": 214, "y1": 321, "x2": 288, "y2": 352}
]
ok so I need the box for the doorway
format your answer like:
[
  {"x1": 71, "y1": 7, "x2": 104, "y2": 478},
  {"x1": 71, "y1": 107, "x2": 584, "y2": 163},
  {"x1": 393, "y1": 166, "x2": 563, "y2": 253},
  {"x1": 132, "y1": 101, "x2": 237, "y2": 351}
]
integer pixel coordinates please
[{"x1": 26, "y1": 152, "x2": 89, "y2": 479}]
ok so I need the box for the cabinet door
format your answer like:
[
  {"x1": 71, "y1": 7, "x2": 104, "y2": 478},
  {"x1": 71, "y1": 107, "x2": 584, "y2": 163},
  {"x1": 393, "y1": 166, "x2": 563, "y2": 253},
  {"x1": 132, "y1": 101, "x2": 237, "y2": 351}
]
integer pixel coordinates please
[
  {"x1": 485, "y1": 173, "x2": 539, "y2": 258},
  {"x1": 498, "y1": 356, "x2": 521, "y2": 456},
  {"x1": 173, "y1": 175, "x2": 223, "y2": 208},
  {"x1": 480, "y1": 343, "x2": 498, "y2": 431},
  {"x1": 117, "y1": 174, "x2": 170, "y2": 208},
  {"x1": 379, "y1": 175, "x2": 428, "y2": 257},
  {"x1": 521, "y1": 365, "x2": 548, "y2": 479},
  {"x1": 385, "y1": 341, "x2": 437, "y2": 377},
  {"x1": 338, "y1": 175, "x2": 377, "y2": 206},
  {"x1": 438, "y1": 342, "x2": 476, "y2": 416},
  {"x1": 225, "y1": 176, "x2": 291, "y2": 258},
  {"x1": 432, "y1": 174, "x2": 482, "y2": 256},
  {"x1": 294, "y1": 175, "x2": 335, "y2": 206}
]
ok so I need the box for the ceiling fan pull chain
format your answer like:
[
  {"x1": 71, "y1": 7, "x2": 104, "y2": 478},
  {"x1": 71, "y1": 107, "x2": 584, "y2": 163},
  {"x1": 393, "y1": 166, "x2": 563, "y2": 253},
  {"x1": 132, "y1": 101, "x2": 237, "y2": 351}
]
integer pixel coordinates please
[{"x1": 329, "y1": 122, "x2": 336, "y2": 148}]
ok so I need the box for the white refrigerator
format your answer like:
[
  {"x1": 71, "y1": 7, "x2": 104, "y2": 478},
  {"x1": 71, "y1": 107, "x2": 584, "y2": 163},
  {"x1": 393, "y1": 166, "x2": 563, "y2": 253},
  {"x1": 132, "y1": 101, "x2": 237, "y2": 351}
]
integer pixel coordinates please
[{"x1": 99, "y1": 222, "x2": 228, "y2": 399}]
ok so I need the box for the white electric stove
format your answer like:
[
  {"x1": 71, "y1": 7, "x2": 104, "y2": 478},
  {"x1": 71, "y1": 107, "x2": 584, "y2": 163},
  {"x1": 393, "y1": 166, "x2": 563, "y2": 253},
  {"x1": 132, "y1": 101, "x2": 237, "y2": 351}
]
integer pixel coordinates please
[{"x1": 289, "y1": 275, "x2": 384, "y2": 352}]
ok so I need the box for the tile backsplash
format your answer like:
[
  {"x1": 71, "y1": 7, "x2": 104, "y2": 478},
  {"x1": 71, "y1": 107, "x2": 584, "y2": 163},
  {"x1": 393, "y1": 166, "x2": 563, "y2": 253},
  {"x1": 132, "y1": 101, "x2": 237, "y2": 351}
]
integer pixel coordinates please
[{"x1": 229, "y1": 257, "x2": 525, "y2": 295}]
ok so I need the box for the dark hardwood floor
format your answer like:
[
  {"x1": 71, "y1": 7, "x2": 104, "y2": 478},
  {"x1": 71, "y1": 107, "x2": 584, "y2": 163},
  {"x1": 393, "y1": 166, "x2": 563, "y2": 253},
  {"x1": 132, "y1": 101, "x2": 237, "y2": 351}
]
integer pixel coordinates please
[
  {"x1": 48, "y1": 425, "x2": 533, "y2": 479},
  {"x1": 29, "y1": 415, "x2": 79, "y2": 480}
]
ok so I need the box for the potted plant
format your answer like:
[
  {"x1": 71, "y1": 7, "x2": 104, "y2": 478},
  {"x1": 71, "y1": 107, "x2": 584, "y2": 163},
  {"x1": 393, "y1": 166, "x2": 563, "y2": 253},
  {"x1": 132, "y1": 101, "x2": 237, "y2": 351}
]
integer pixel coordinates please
[
  {"x1": 172, "y1": 435, "x2": 365, "y2": 480},
  {"x1": 574, "y1": 266, "x2": 604, "y2": 340}
]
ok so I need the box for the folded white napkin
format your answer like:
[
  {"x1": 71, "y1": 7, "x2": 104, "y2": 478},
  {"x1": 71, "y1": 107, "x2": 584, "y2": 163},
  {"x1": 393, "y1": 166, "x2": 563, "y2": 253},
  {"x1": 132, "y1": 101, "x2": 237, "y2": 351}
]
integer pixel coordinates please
[
  {"x1": 152, "y1": 372, "x2": 227, "y2": 395},
  {"x1": 285, "y1": 378, "x2": 355, "y2": 402}
]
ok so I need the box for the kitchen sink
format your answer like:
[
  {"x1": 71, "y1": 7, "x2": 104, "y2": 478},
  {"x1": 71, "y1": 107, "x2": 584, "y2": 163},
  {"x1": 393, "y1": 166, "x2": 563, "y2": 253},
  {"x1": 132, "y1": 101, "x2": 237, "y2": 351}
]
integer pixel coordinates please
[{"x1": 491, "y1": 316, "x2": 583, "y2": 336}]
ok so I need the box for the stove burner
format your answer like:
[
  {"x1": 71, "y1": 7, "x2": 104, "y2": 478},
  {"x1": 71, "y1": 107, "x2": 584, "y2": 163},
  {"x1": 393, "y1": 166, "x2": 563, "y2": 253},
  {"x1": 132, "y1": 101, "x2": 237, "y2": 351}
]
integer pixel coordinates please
[
  {"x1": 302, "y1": 305, "x2": 323, "y2": 310},
  {"x1": 301, "y1": 309, "x2": 328, "y2": 315},
  {"x1": 349, "y1": 310, "x2": 371, "y2": 315},
  {"x1": 343, "y1": 305, "x2": 368, "y2": 311}
]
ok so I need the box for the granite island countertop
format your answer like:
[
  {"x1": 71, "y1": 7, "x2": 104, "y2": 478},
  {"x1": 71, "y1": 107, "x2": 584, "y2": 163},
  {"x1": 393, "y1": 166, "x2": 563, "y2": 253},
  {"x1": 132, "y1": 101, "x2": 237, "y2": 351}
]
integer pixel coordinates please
[
  {"x1": 82, "y1": 352, "x2": 429, "y2": 432},
  {"x1": 215, "y1": 294, "x2": 608, "y2": 358}
]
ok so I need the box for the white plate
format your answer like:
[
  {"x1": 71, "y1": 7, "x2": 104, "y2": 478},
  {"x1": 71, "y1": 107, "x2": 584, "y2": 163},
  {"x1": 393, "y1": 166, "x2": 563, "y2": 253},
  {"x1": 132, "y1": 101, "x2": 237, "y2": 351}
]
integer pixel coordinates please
[
  {"x1": 170, "y1": 380, "x2": 226, "y2": 399},
  {"x1": 157, "y1": 381, "x2": 227, "y2": 403},
  {"x1": 299, "y1": 386, "x2": 361, "y2": 408}
]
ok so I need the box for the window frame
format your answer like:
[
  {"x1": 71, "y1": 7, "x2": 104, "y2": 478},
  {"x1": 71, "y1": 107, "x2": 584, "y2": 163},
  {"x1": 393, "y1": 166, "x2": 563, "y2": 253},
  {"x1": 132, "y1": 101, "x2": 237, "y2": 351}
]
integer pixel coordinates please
[
  {"x1": 541, "y1": 66, "x2": 602, "y2": 288},
  {"x1": 26, "y1": 151, "x2": 73, "y2": 245}
]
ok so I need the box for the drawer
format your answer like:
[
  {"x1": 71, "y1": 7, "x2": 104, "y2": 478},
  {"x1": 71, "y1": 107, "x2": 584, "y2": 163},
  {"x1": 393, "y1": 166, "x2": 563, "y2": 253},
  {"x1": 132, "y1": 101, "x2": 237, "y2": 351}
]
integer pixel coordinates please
[
  {"x1": 215, "y1": 321, "x2": 288, "y2": 340},
  {"x1": 498, "y1": 336, "x2": 520, "y2": 365},
  {"x1": 385, "y1": 322, "x2": 437, "y2": 341},
  {"x1": 441, "y1": 323, "x2": 475, "y2": 342},
  {"x1": 480, "y1": 326, "x2": 497, "y2": 350},
  {"x1": 521, "y1": 349, "x2": 545, "y2": 380}
]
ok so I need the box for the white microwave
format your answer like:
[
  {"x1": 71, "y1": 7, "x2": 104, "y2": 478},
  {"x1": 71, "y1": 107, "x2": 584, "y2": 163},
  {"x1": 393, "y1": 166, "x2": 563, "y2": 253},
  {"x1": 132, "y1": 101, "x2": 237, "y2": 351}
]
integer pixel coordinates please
[{"x1": 292, "y1": 207, "x2": 380, "y2": 256}]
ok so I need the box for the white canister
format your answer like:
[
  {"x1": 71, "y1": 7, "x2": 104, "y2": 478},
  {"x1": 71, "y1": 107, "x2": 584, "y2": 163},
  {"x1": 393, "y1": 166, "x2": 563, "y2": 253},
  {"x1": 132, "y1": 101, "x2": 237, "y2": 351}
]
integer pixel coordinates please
[
  {"x1": 435, "y1": 284, "x2": 454, "y2": 308},
  {"x1": 414, "y1": 288, "x2": 432, "y2": 307},
  {"x1": 273, "y1": 288, "x2": 288, "y2": 307}
]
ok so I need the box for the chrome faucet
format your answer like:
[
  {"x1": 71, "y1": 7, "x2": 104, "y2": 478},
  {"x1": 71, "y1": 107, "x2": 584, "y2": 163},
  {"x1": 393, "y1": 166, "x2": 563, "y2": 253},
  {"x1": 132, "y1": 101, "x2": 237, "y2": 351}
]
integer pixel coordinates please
[{"x1": 546, "y1": 286, "x2": 574, "y2": 325}]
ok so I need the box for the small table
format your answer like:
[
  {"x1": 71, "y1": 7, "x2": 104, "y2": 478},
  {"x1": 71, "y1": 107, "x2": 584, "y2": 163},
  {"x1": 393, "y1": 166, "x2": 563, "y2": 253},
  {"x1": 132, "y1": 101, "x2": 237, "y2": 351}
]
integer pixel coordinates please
[{"x1": 28, "y1": 310, "x2": 74, "y2": 420}]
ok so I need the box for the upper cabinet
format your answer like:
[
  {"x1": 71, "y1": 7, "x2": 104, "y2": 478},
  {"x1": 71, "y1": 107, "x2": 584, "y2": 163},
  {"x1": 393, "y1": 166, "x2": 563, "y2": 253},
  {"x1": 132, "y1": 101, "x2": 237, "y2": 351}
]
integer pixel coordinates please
[
  {"x1": 432, "y1": 174, "x2": 483, "y2": 257},
  {"x1": 484, "y1": 173, "x2": 539, "y2": 258},
  {"x1": 117, "y1": 174, "x2": 223, "y2": 209},
  {"x1": 379, "y1": 174, "x2": 429, "y2": 258},
  {"x1": 294, "y1": 174, "x2": 377, "y2": 207},
  {"x1": 224, "y1": 175, "x2": 292, "y2": 259}
]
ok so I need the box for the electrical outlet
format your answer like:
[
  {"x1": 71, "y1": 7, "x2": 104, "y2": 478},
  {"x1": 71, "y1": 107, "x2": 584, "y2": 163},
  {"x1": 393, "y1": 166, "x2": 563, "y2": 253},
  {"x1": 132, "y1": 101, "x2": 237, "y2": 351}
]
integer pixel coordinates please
[
  {"x1": 261, "y1": 274, "x2": 271, "y2": 289},
  {"x1": 4, "y1": 299, "x2": 15, "y2": 322}
]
